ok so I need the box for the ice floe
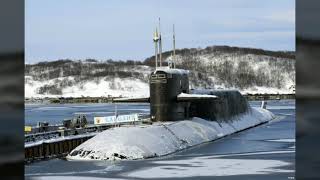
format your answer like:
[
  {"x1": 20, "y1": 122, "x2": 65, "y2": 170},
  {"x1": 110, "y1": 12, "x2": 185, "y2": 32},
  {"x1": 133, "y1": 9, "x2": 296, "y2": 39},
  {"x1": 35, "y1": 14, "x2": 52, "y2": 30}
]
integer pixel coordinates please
[
  {"x1": 267, "y1": 138, "x2": 295, "y2": 143},
  {"x1": 126, "y1": 150, "x2": 294, "y2": 178}
]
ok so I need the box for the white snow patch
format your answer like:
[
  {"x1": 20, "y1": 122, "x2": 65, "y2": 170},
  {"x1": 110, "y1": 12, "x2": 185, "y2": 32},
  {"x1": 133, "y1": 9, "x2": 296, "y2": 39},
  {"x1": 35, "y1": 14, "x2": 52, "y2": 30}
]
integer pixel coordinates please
[
  {"x1": 267, "y1": 138, "x2": 295, "y2": 143},
  {"x1": 177, "y1": 93, "x2": 218, "y2": 99},
  {"x1": 31, "y1": 176, "x2": 124, "y2": 180},
  {"x1": 63, "y1": 77, "x2": 149, "y2": 98},
  {"x1": 154, "y1": 67, "x2": 189, "y2": 75},
  {"x1": 25, "y1": 132, "x2": 98, "y2": 148},
  {"x1": 198, "y1": 150, "x2": 295, "y2": 158},
  {"x1": 25, "y1": 76, "x2": 149, "y2": 98},
  {"x1": 127, "y1": 151, "x2": 294, "y2": 178},
  {"x1": 266, "y1": 106, "x2": 296, "y2": 110}
]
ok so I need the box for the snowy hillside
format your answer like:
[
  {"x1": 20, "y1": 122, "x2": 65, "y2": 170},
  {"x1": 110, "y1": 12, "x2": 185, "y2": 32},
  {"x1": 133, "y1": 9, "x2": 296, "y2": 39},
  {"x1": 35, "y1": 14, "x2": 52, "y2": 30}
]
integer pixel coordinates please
[
  {"x1": 25, "y1": 46, "x2": 295, "y2": 98},
  {"x1": 25, "y1": 75, "x2": 149, "y2": 98}
]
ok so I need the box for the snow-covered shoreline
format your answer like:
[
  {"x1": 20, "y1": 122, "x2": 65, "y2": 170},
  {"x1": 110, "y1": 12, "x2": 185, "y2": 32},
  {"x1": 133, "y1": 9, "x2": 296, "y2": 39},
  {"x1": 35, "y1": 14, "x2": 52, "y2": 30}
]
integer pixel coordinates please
[
  {"x1": 66, "y1": 107, "x2": 274, "y2": 161},
  {"x1": 25, "y1": 75, "x2": 294, "y2": 98},
  {"x1": 25, "y1": 47, "x2": 295, "y2": 98}
]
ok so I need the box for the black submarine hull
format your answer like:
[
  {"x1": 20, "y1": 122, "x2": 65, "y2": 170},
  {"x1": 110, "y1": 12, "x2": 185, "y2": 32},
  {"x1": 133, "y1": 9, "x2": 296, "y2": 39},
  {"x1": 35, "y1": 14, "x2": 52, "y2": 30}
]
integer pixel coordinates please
[{"x1": 190, "y1": 90, "x2": 249, "y2": 121}]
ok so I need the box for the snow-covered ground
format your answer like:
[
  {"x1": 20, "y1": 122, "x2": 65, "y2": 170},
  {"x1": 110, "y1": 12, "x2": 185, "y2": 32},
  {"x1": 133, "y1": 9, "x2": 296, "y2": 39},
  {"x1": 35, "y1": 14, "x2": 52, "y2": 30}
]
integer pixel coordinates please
[
  {"x1": 66, "y1": 107, "x2": 274, "y2": 161},
  {"x1": 25, "y1": 75, "x2": 294, "y2": 98},
  {"x1": 25, "y1": 76, "x2": 149, "y2": 98}
]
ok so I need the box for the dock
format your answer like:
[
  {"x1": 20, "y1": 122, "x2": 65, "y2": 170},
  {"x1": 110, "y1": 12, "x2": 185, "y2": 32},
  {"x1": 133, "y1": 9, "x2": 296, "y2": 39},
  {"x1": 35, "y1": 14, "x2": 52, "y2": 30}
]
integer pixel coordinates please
[
  {"x1": 25, "y1": 133, "x2": 95, "y2": 163},
  {"x1": 25, "y1": 113, "x2": 151, "y2": 163}
]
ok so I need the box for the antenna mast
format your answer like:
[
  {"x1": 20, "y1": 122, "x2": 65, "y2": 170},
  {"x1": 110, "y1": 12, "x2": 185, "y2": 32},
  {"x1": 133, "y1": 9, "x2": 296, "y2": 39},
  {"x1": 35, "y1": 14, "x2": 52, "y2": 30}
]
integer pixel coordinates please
[
  {"x1": 173, "y1": 24, "x2": 176, "y2": 68},
  {"x1": 153, "y1": 28, "x2": 159, "y2": 68},
  {"x1": 158, "y1": 18, "x2": 162, "y2": 67}
]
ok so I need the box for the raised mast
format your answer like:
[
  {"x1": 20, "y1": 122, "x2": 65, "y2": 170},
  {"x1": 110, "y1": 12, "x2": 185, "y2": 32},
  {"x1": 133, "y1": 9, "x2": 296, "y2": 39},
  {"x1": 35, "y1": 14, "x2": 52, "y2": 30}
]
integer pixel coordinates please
[
  {"x1": 158, "y1": 18, "x2": 162, "y2": 67},
  {"x1": 173, "y1": 24, "x2": 176, "y2": 68},
  {"x1": 153, "y1": 28, "x2": 159, "y2": 68}
]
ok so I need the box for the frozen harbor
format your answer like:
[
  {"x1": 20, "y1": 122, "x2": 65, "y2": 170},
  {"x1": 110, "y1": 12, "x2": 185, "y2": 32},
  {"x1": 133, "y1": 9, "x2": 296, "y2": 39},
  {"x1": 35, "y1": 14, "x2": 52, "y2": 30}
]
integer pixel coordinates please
[
  {"x1": 25, "y1": 100, "x2": 295, "y2": 179},
  {"x1": 25, "y1": 103, "x2": 150, "y2": 126}
]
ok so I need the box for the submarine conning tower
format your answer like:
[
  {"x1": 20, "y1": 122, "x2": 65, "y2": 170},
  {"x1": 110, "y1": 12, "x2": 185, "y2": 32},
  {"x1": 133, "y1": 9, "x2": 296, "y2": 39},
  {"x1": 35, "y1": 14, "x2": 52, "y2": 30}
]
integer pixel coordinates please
[
  {"x1": 149, "y1": 67, "x2": 250, "y2": 122},
  {"x1": 150, "y1": 67, "x2": 190, "y2": 122}
]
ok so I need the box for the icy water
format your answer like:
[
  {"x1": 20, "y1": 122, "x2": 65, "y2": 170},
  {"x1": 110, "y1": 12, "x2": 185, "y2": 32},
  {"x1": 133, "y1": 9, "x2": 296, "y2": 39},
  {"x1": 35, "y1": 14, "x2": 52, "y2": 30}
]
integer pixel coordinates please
[
  {"x1": 25, "y1": 100, "x2": 295, "y2": 180},
  {"x1": 25, "y1": 103, "x2": 150, "y2": 126}
]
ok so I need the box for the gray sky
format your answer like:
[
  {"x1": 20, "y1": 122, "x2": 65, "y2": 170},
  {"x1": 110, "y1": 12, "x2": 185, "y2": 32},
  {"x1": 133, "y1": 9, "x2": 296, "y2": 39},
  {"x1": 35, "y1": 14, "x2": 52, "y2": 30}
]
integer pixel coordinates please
[{"x1": 25, "y1": 0, "x2": 295, "y2": 63}]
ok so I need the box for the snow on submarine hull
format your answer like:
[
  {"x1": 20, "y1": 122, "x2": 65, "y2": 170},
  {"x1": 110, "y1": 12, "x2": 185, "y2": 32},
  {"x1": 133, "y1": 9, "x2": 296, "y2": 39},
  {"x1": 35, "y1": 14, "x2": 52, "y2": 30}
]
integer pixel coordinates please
[{"x1": 66, "y1": 107, "x2": 274, "y2": 161}]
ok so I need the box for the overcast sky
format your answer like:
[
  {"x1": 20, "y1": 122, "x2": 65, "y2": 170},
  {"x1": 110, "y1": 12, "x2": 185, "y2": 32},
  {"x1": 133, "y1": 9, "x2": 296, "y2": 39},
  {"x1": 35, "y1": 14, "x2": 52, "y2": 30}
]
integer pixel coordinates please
[{"x1": 25, "y1": 0, "x2": 295, "y2": 63}]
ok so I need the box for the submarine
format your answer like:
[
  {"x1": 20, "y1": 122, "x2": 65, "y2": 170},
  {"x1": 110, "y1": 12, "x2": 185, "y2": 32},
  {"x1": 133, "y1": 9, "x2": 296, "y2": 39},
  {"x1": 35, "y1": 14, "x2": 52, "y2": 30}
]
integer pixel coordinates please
[{"x1": 66, "y1": 20, "x2": 275, "y2": 161}]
